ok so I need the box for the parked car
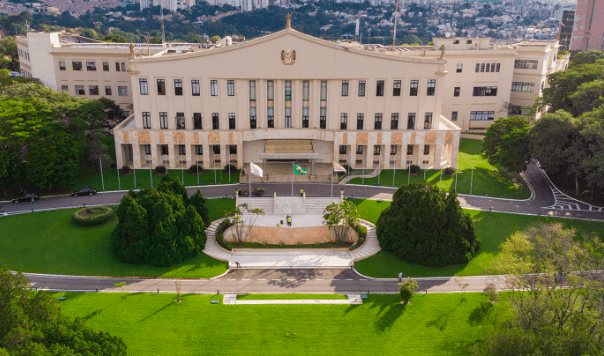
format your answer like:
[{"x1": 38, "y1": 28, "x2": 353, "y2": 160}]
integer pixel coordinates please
[
  {"x1": 9, "y1": 72, "x2": 21, "y2": 77},
  {"x1": 71, "y1": 187, "x2": 97, "y2": 197},
  {"x1": 12, "y1": 193, "x2": 39, "y2": 203}
]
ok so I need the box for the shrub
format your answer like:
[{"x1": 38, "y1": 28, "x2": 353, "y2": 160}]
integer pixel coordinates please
[
  {"x1": 376, "y1": 184, "x2": 480, "y2": 267},
  {"x1": 349, "y1": 223, "x2": 367, "y2": 250},
  {"x1": 278, "y1": 241, "x2": 285, "y2": 247},
  {"x1": 261, "y1": 241, "x2": 268, "y2": 247},
  {"x1": 238, "y1": 189, "x2": 249, "y2": 196},
  {"x1": 252, "y1": 187, "x2": 265, "y2": 196},
  {"x1": 120, "y1": 165, "x2": 131, "y2": 175},
  {"x1": 155, "y1": 165, "x2": 167, "y2": 175},
  {"x1": 296, "y1": 242, "x2": 303, "y2": 247},
  {"x1": 224, "y1": 164, "x2": 237, "y2": 174},
  {"x1": 399, "y1": 278, "x2": 418, "y2": 305},
  {"x1": 188, "y1": 165, "x2": 204, "y2": 175},
  {"x1": 215, "y1": 218, "x2": 233, "y2": 251},
  {"x1": 443, "y1": 167, "x2": 456, "y2": 176},
  {"x1": 71, "y1": 206, "x2": 115, "y2": 227},
  {"x1": 483, "y1": 283, "x2": 499, "y2": 304},
  {"x1": 409, "y1": 165, "x2": 420, "y2": 175},
  {"x1": 188, "y1": 189, "x2": 209, "y2": 224}
]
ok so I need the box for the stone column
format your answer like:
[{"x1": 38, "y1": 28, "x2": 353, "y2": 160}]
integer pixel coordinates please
[
  {"x1": 433, "y1": 143, "x2": 444, "y2": 169},
  {"x1": 132, "y1": 143, "x2": 141, "y2": 169},
  {"x1": 115, "y1": 142, "x2": 124, "y2": 169}
]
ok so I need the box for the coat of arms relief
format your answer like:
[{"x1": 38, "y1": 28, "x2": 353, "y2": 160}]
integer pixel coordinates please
[{"x1": 281, "y1": 49, "x2": 296, "y2": 65}]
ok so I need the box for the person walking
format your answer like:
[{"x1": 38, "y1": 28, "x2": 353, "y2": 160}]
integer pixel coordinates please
[
  {"x1": 300, "y1": 189, "x2": 304, "y2": 197},
  {"x1": 398, "y1": 272, "x2": 402, "y2": 283},
  {"x1": 287, "y1": 215, "x2": 292, "y2": 226}
]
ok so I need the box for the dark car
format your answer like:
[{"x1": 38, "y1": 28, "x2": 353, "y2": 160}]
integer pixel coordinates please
[
  {"x1": 71, "y1": 187, "x2": 97, "y2": 197},
  {"x1": 12, "y1": 193, "x2": 39, "y2": 203}
]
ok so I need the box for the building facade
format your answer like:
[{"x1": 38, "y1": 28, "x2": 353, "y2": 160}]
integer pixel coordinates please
[
  {"x1": 558, "y1": 10, "x2": 575, "y2": 51},
  {"x1": 113, "y1": 25, "x2": 460, "y2": 180},
  {"x1": 570, "y1": 0, "x2": 604, "y2": 51}
]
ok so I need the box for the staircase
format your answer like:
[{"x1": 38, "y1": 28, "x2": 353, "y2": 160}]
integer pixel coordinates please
[
  {"x1": 238, "y1": 197, "x2": 274, "y2": 214},
  {"x1": 202, "y1": 218, "x2": 233, "y2": 262},
  {"x1": 305, "y1": 198, "x2": 340, "y2": 214},
  {"x1": 238, "y1": 196, "x2": 340, "y2": 215},
  {"x1": 349, "y1": 219, "x2": 381, "y2": 262}
]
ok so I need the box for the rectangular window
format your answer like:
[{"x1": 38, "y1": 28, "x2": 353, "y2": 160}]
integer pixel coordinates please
[
  {"x1": 376, "y1": 80, "x2": 384, "y2": 96},
  {"x1": 72, "y1": 61, "x2": 82, "y2": 71},
  {"x1": 496, "y1": 63, "x2": 500, "y2": 72},
  {"x1": 427, "y1": 79, "x2": 436, "y2": 96},
  {"x1": 194, "y1": 113, "x2": 202, "y2": 129},
  {"x1": 89, "y1": 85, "x2": 99, "y2": 95},
  {"x1": 86, "y1": 61, "x2": 96, "y2": 71},
  {"x1": 390, "y1": 145, "x2": 397, "y2": 155},
  {"x1": 213, "y1": 145, "x2": 221, "y2": 155},
  {"x1": 192, "y1": 80, "x2": 200, "y2": 96},
  {"x1": 467, "y1": 39, "x2": 472, "y2": 44},
  {"x1": 229, "y1": 145, "x2": 237, "y2": 155},
  {"x1": 475, "y1": 63, "x2": 480, "y2": 72},
  {"x1": 118, "y1": 86, "x2": 128, "y2": 96},
  {"x1": 267, "y1": 80, "x2": 274, "y2": 100},
  {"x1": 511, "y1": 82, "x2": 535, "y2": 92},
  {"x1": 486, "y1": 63, "x2": 491, "y2": 72},
  {"x1": 75, "y1": 85, "x2": 85, "y2": 95},
  {"x1": 473, "y1": 86, "x2": 498, "y2": 96},
  {"x1": 470, "y1": 111, "x2": 495, "y2": 120},
  {"x1": 250, "y1": 107, "x2": 257, "y2": 129},
  {"x1": 285, "y1": 80, "x2": 292, "y2": 101},
  {"x1": 357, "y1": 113, "x2": 364, "y2": 130},
  {"x1": 407, "y1": 145, "x2": 413, "y2": 155},
  {"x1": 178, "y1": 145, "x2": 186, "y2": 156},
  {"x1": 393, "y1": 80, "x2": 401, "y2": 96},
  {"x1": 320, "y1": 81, "x2": 327, "y2": 100},
  {"x1": 451, "y1": 111, "x2": 458, "y2": 121},
  {"x1": 302, "y1": 106, "x2": 309, "y2": 128},
  {"x1": 161, "y1": 145, "x2": 169, "y2": 155},
  {"x1": 410, "y1": 80, "x2": 418, "y2": 96},
  {"x1": 424, "y1": 145, "x2": 430, "y2": 155},
  {"x1": 121, "y1": 62, "x2": 126, "y2": 71},
  {"x1": 210, "y1": 80, "x2": 218, "y2": 96},
  {"x1": 320, "y1": 107, "x2": 327, "y2": 129},
  {"x1": 227, "y1": 80, "x2": 235, "y2": 96},
  {"x1": 103, "y1": 62, "x2": 109, "y2": 71},
  {"x1": 176, "y1": 112, "x2": 185, "y2": 129},
  {"x1": 457, "y1": 63, "x2": 463, "y2": 73},
  {"x1": 229, "y1": 113, "x2": 236, "y2": 130},
  {"x1": 144, "y1": 145, "x2": 151, "y2": 155},
  {"x1": 340, "y1": 113, "x2": 347, "y2": 130},
  {"x1": 115, "y1": 62, "x2": 120, "y2": 71},
  {"x1": 195, "y1": 145, "x2": 203, "y2": 155},
  {"x1": 139, "y1": 79, "x2": 148, "y2": 95},
  {"x1": 142, "y1": 112, "x2": 151, "y2": 129},
  {"x1": 454, "y1": 87, "x2": 460, "y2": 97},
  {"x1": 59, "y1": 61, "x2": 66, "y2": 71},
  {"x1": 358, "y1": 80, "x2": 366, "y2": 96},
  {"x1": 342, "y1": 80, "x2": 349, "y2": 96},
  {"x1": 267, "y1": 106, "x2": 274, "y2": 128},
  {"x1": 514, "y1": 60, "x2": 538, "y2": 69},
  {"x1": 481, "y1": 63, "x2": 485, "y2": 72},
  {"x1": 391, "y1": 113, "x2": 399, "y2": 130},
  {"x1": 61, "y1": 84, "x2": 68, "y2": 91},
  {"x1": 374, "y1": 113, "x2": 382, "y2": 130},
  {"x1": 407, "y1": 113, "x2": 415, "y2": 129},
  {"x1": 212, "y1": 113, "x2": 219, "y2": 130},
  {"x1": 249, "y1": 80, "x2": 256, "y2": 100},
  {"x1": 160, "y1": 112, "x2": 168, "y2": 129},
  {"x1": 302, "y1": 80, "x2": 309, "y2": 101},
  {"x1": 174, "y1": 79, "x2": 183, "y2": 96},
  {"x1": 424, "y1": 113, "x2": 433, "y2": 130},
  {"x1": 373, "y1": 145, "x2": 381, "y2": 156},
  {"x1": 285, "y1": 107, "x2": 292, "y2": 128},
  {"x1": 339, "y1": 145, "x2": 347, "y2": 155},
  {"x1": 356, "y1": 145, "x2": 363, "y2": 155},
  {"x1": 157, "y1": 79, "x2": 166, "y2": 95}
]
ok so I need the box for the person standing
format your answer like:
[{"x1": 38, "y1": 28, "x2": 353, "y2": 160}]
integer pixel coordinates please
[
  {"x1": 287, "y1": 215, "x2": 292, "y2": 226},
  {"x1": 398, "y1": 272, "x2": 402, "y2": 283},
  {"x1": 300, "y1": 189, "x2": 304, "y2": 197}
]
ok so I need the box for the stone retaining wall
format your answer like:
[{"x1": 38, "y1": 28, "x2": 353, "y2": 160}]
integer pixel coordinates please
[{"x1": 224, "y1": 225, "x2": 357, "y2": 245}]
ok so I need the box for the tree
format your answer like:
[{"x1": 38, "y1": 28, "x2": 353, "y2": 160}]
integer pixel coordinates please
[
  {"x1": 188, "y1": 189, "x2": 209, "y2": 224},
  {"x1": 101, "y1": 34, "x2": 129, "y2": 43},
  {"x1": 569, "y1": 50, "x2": 604, "y2": 67},
  {"x1": 209, "y1": 35, "x2": 221, "y2": 43},
  {"x1": 476, "y1": 223, "x2": 604, "y2": 356},
  {"x1": 322, "y1": 201, "x2": 359, "y2": 246},
  {"x1": 577, "y1": 105, "x2": 604, "y2": 201},
  {"x1": 0, "y1": 37, "x2": 19, "y2": 71},
  {"x1": 398, "y1": 278, "x2": 417, "y2": 305},
  {"x1": 85, "y1": 130, "x2": 112, "y2": 171},
  {"x1": 482, "y1": 116, "x2": 530, "y2": 181},
  {"x1": 158, "y1": 175, "x2": 188, "y2": 202},
  {"x1": 225, "y1": 203, "x2": 264, "y2": 245},
  {"x1": 569, "y1": 79, "x2": 604, "y2": 116},
  {"x1": 79, "y1": 27, "x2": 98, "y2": 39},
  {"x1": 0, "y1": 267, "x2": 127, "y2": 355},
  {"x1": 376, "y1": 184, "x2": 480, "y2": 267},
  {"x1": 149, "y1": 36, "x2": 162, "y2": 44}
]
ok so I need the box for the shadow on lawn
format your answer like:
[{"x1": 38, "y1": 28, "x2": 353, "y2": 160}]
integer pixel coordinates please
[
  {"x1": 347, "y1": 295, "x2": 408, "y2": 333},
  {"x1": 424, "y1": 297, "x2": 463, "y2": 331}
]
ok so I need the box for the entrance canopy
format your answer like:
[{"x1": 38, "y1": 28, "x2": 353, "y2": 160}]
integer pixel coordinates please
[{"x1": 260, "y1": 139, "x2": 320, "y2": 160}]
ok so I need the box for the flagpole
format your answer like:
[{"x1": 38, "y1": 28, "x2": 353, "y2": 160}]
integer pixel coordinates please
[
  {"x1": 291, "y1": 162, "x2": 294, "y2": 198},
  {"x1": 248, "y1": 162, "x2": 251, "y2": 198},
  {"x1": 362, "y1": 146, "x2": 365, "y2": 185},
  {"x1": 393, "y1": 157, "x2": 396, "y2": 187},
  {"x1": 331, "y1": 166, "x2": 333, "y2": 198},
  {"x1": 228, "y1": 149, "x2": 231, "y2": 184}
]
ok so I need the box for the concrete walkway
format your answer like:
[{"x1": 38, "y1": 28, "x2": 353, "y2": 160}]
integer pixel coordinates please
[
  {"x1": 223, "y1": 294, "x2": 363, "y2": 305},
  {"x1": 339, "y1": 167, "x2": 382, "y2": 184}
]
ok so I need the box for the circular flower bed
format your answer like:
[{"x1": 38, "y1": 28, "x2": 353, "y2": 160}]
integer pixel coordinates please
[{"x1": 71, "y1": 206, "x2": 115, "y2": 227}]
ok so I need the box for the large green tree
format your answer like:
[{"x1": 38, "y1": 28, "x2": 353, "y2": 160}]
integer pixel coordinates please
[
  {"x1": 569, "y1": 79, "x2": 604, "y2": 117},
  {"x1": 577, "y1": 104, "x2": 604, "y2": 201},
  {"x1": 0, "y1": 37, "x2": 18, "y2": 72},
  {"x1": 376, "y1": 184, "x2": 480, "y2": 267},
  {"x1": 482, "y1": 116, "x2": 531, "y2": 180}
]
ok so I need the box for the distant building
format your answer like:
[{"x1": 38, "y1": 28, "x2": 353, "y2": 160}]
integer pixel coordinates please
[
  {"x1": 558, "y1": 10, "x2": 575, "y2": 51},
  {"x1": 570, "y1": 0, "x2": 604, "y2": 51}
]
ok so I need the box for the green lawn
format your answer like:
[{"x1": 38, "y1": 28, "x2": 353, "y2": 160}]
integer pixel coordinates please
[
  {"x1": 348, "y1": 139, "x2": 530, "y2": 200},
  {"x1": 54, "y1": 292, "x2": 504, "y2": 356},
  {"x1": 352, "y1": 199, "x2": 604, "y2": 278},
  {"x1": 236, "y1": 294, "x2": 348, "y2": 300},
  {"x1": 0, "y1": 199, "x2": 235, "y2": 278}
]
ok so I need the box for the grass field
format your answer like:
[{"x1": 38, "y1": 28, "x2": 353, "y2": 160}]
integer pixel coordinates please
[
  {"x1": 54, "y1": 292, "x2": 504, "y2": 356},
  {"x1": 0, "y1": 199, "x2": 235, "y2": 278},
  {"x1": 352, "y1": 199, "x2": 604, "y2": 278},
  {"x1": 348, "y1": 139, "x2": 530, "y2": 200},
  {"x1": 236, "y1": 294, "x2": 348, "y2": 300}
]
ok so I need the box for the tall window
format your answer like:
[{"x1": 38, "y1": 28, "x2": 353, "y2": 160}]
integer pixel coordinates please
[
  {"x1": 320, "y1": 81, "x2": 327, "y2": 129},
  {"x1": 339, "y1": 145, "x2": 347, "y2": 154},
  {"x1": 456, "y1": 63, "x2": 463, "y2": 73},
  {"x1": 195, "y1": 145, "x2": 203, "y2": 156},
  {"x1": 407, "y1": 113, "x2": 415, "y2": 129},
  {"x1": 302, "y1": 80, "x2": 309, "y2": 128},
  {"x1": 72, "y1": 61, "x2": 82, "y2": 71},
  {"x1": 391, "y1": 113, "x2": 399, "y2": 130},
  {"x1": 161, "y1": 145, "x2": 169, "y2": 155},
  {"x1": 285, "y1": 107, "x2": 292, "y2": 128},
  {"x1": 342, "y1": 80, "x2": 349, "y2": 96},
  {"x1": 267, "y1": 80, "x2": 274, "y2": 128},
  {"x1": 427, "y1": 80, "x2": 436, "y2": 96},
  {"x1": 356, "y1": 145, "x2": 363, "y2": 155},
  {"x1": 357, "y1": 113, "x2": 364, "y2": 130},
  {"x1": 285, "y1": 80, "x2": 292, "y2": 101},
  {"x1": 249, "y1": 80, "x2": 256, "y2": 100},
  {"x1": 227, "y1": 80, "x2": 235, "y2": 96},
  {"x1": 267, "y1": 107, "x2": 274, "y2": 128},
  {"x1": 390, "y1": 145, "x2": 397, "y2": 155},
  {"x1": 61, "y1": 85, "x2": 68, "y2": 92},
  {"x1": 320, "y1": 81, "x2": 327, "y2": 100},
  {"x1": 210, "y1": 80, "x2": 218, "y2": 96},
  {"x1": 176, "y1": 112, "x2": 185, "y2": 129},
  {"x1": 212, "y1": 113, "x2": 219, "y2": 130},
  {"x1": 118, "y1": 86, "x2": 127, "y2": 96},
  {"x1": 174, "y1": 79, "x2": 183, "y2": 95},
  {"x1": 144, "y1": 145, "x2": 151, "y2": 155},
  {"x1": 121, "y1": 62, "x2": 126, "y2": 71},
  {"x1": 454, "y1": 87, "x2": 460, "y2": 97},
  {"x1": 376, "y1": 80, "x2": 384, "y2": 96},
  {"x1": 424, "y1": 145, "x2": 430, "y2": 155},
  {"x1": 229, "y1": 113, "x2": 236, "y2": 130},
  {"x1": 424, "y1": 113, "x2": 433, "y2": 129},
  {"x1": 320, "y1": 107, "x2": 327, "y2": 129},
  {"x1": 191, "y1": 80, "x2": 200, "y2": 96},
  {"x1": 160, "y1": 112, "x2": 168, "y2": 129},
  {"x1": 142, "y1": 112, "x2": 151, "y2": 129},
  {"x1": 178, "y1": 145, "x2": 186, "y2": 156},
  {"x1": 139, "y1": 79, "x2": 148, "y2": 95},
  {"x1": 59, "y1": 61, "x2": 66, "y2": 70},
  {"x1": 407, "y1": 145, "x2": 413, "y2": 155},
  {"x1": 285, "y1": 80, "x2": 292, "y2": 128},
  {"x1": 451, "y1": 111, "x2": 458, "y2": 121},
  {"x1": 302, "y1": 106, "x2": 309, "y2": 128},
  {"x1": 86, "y1": 61, "x2": 96, "y2": 71},
  {"x1": 194, "y1": 113, "x2": 202, "y2": 129},
  {"x1": 157, "y1": 79, "x2": 166, "y2": 95},
  {"x1": 410, "y1": 80, "x2": 418, "y2": 96},
  {"x1": 105, "y1": 86, "x2": 111, "y2": 96},
  {"x1": 250, "y1": 107, "x2": 257, "y2": 129},
  {"x1": 374, "y1": 113, "x2": 382, "y2": 130},
  {"x1": 340, "y1": 113, "x2": 347, "y2": 130},
  {"x1": 358, "y1": 80, "x2": 366, "y2": 96},
  {"x1": 393, "y1": 80, "x2": 401, "y2": 96},
  {"x1": 473, "y1": 86, "x2": 498, "y2": 96},
  {"x1": 373, "y1": 145, "x2": 381, "y2": 156},
  {"x1": 103, "y1": 62, "x2": 109, "y2": 71},
  {"x1": 249, "y1": 80, "x2": 257, "y2": 129},
  {"x1": 267, "y1": 80, "x2": 274, "y2": 100},
  {"x1": 89, "y1": 85, "x2": 99, "y2": 95}
]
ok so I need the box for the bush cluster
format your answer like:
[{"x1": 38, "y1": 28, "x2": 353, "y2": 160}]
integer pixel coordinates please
[
  {"x1": 443, "y1": 167, "x2": 456, "y2": 176},
  {"x1": 223, "y1": 164, "x2": 237, "y2": 174},
  {"x1": 376, "y1": 184, "x2": 480, "y2": 267},
  {"x1": 111, "y1": 176, "x2": 209, "y2": 267},
  {"x1": 155, "y1": 165, "x2": 167, "y2": 175},
  {"x1": 349, "y1": 223, "x2": 367, "y2": 251},
  {"x1": 71, "y1": 206, "x2": 115, "y2": 227},
  {"x1": 410, "y1": 165, "x2": 420, "y2": 174},
  {"x1": 188, "y1": 165, "x2": 204, "y2": 175},
  {"x1": 215, "y1": 218, "x2": 233, "y2": 251},
  {"x1": 120, "y1": 165, "x2": 131, "y2": 175}
]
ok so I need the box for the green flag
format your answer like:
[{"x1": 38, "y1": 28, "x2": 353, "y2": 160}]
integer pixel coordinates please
[{"x1": 293, "y1": 163, "x2": 308, "y2": 175}]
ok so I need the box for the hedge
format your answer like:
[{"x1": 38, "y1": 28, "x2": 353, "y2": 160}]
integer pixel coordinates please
[
  {"x1": 71, "y1": 206, "x2": 115, "y2": 227},
  {"x1": 349, "y1": 223, "x2": 367, "y2": 251},
  {"x1": 215, "y1": 218, "x2": 233, "y2": 251}
]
